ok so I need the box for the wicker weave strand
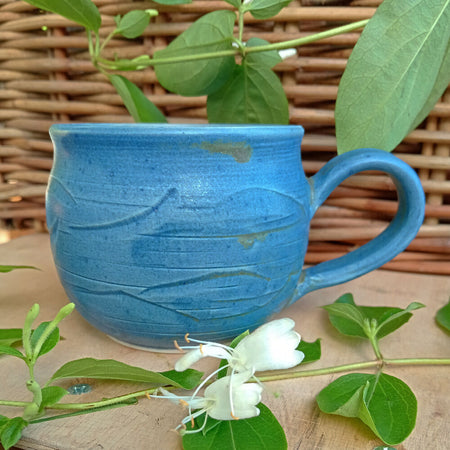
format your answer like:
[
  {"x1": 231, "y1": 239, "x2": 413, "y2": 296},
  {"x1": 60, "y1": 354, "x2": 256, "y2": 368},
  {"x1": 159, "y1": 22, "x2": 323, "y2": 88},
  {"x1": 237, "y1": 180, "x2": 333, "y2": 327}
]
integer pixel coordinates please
[{"x1": 0, "y1": 0, "x2": 448, "y2": 274}]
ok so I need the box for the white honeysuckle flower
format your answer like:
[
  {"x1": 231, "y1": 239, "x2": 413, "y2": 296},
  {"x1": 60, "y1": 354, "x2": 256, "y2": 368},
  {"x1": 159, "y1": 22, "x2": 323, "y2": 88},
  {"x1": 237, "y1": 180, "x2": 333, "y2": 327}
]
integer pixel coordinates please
[
  {"x1": 174, "y1": 318, "x2": 305, "y2": 374},
  {"x1": 203, "y1": 370, "x2": 262, "y2": 420},
  {"x1": 233, "y1": 318, "x2": 305, "y2": 371},
  {"x1": 156, "y1": 370, "x2": 262, "y2": 434},
  {"x1": 278, "y1": 48, "x2": 297, "y2": 60}
]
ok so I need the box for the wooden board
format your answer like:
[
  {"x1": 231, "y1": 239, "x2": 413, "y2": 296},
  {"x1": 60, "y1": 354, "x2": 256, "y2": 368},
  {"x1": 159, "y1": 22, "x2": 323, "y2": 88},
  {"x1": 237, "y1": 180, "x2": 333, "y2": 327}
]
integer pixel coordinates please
[{"x1": 0, "y1": 234, "x2": 449, "y2": 449}]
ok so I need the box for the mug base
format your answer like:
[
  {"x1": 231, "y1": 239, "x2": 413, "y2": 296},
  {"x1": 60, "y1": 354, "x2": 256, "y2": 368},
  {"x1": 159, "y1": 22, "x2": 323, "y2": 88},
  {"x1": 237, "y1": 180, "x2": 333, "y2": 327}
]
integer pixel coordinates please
[{"x1": 107, "y1": 335, "x2": 181, "y2": 354}]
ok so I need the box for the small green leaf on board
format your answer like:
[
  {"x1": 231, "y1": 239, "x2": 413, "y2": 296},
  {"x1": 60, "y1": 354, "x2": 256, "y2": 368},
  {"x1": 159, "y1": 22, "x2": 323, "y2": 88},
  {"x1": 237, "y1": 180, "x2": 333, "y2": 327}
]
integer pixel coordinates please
[
  {"x1": 436, "y1": 298, "x2": 450, "y2": 332},
  {"x1": 0, "y1": 265, "x2": 38, "y2": 273},
  {"x1": 182, "y1": 403, "x2": 287, "y2": 450},
  {"x1": 0, "y1": 329, "x2": 22, "y2": 347},
  {"x1": 30, "y1": 322, "x2": 60, "y2": 357},
  {"x1": 324, "y1": 293, "x2": 424, "y2": 339},
  {"x1": 39, "y1": 386, "x2": 68, "y2": 410},
  {"x1": 0, "y1": 417, "x2": 28, "y2": 450},
  {"x1": 0, "y1": 345, "x2": 25, "y2": 360},
  {"x1": 317, "y1": 372, "x2": 417, "y2": 445},
  {"x1": 49, "y1": 358, "x2": 203, "y2": 390},
  {"x1": 297, "y1": 338, "x2": 321, "y2": 364}
]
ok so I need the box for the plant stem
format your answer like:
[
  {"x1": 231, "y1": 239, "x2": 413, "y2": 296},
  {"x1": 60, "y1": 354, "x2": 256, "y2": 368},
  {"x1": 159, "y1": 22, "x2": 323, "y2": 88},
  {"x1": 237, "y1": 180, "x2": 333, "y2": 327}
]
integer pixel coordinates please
[
  {"x1": 258, "y1": 360, "x2": 379, "y2": 382},
  {"x1": 385, "y1": 357, "x2": 450, "y2": 366},
  {"x1": 244, "y1": 19, "x2": 369, "y2": 54},
  {"x1": 367, "y1": 321, "x2": 383, "y2": 361},
  {"x1": 257, "y1": 356, "x2": 450, "y2": 382},
  {"x1": 238, "y1": 6, "x2": 245, "y2": 44},
  {"x1": 0, "y1": 400, "x2": 30, "y2": 408},
  {"x1": 99, "y1": 30, "x2": 116, "y2": 55},
  {"x1": 48, "y1": 387, "x2": 158, "y2": 411},
  {"x1": 97, "y1": 19, "x2": 369, "y2": 70},
  {"x1": 1, "y1": 358, "x2": 447, "y2": 412}
]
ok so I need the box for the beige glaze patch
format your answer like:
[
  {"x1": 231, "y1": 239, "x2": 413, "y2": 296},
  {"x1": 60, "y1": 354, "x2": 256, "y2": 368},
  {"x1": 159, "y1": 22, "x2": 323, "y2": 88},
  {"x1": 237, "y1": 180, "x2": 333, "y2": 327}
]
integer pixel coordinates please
[
  {"x1": 237, "y1": 230, "x2": 270, "y2": 248},
  {"x1": 193, "y1": 140, "x2": 252, "y2": 163}
]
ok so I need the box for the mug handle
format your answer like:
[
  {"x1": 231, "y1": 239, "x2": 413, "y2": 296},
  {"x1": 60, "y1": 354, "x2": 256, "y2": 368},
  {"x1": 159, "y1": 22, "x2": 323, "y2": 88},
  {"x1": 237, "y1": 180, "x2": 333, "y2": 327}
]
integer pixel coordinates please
[{"x1": 295, "y1": 148, "x2": 425, "y2": 299}]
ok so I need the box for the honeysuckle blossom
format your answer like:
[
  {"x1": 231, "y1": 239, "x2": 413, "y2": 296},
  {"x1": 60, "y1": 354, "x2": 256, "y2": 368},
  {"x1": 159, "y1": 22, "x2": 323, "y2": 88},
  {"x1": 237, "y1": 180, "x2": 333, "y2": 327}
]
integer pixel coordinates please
[
  {"x1": 174, "y1": 318, "x2": 305, "y2": 374},
  {"x1": 155, "y1": 370, "x2": 262, "y2": 434}
]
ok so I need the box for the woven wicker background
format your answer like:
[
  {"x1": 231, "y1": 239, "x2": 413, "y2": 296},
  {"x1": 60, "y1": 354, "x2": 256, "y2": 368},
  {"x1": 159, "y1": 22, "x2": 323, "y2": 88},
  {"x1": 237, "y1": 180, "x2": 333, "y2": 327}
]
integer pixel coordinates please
[{"x1": 0, "y1": 0, "x2": 449, "y2": 274}]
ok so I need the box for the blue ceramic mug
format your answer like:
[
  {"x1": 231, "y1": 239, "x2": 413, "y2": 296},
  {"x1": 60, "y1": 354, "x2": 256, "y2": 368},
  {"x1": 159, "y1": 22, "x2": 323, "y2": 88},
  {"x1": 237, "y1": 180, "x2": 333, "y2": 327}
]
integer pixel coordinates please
[{"x1": 46, "y1": 124, "x2": 425, "y2": 350}]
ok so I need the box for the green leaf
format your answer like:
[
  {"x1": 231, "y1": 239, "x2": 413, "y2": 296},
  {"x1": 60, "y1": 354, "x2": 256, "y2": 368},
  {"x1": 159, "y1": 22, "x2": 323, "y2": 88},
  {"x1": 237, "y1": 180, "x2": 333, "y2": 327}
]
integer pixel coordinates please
[
  {"x1": 154, "y1": 11, "x2": 236, "y2": 96},
  {"x1": 335, "y1": 0, "x2": 450, "y2": 153},
  {"x1": 0, "y1": 329, "x2": 22, "y2": 347},
  {"x1": 0, "y1": 415, "x2": 9, "y2": 427},
  {"x1": 246, "y1": 37, "x2": 282, "y2": 69},
  {"x1": 109, "y1": 75, "x2": 167, "y2": 123},
  {"x1": 317, "y1": 373, "x2": 417, "y2": 445},
  {"x1": 436, "y1": 298, "x2": 450, "y2": 332},
  {"x1": 324, "y1": 294, "x2": 424, "y2": 339},
  {"x1": 0, "y1": 265, "x2": 37, "y2": 273},
  {"x1": 297, "y1": 338, "x2": 321, "y2": 364},
  {"x1": 0, "y1": 345, "x2": 24, "y2": 359},
  {"x1": 207, "y1": 62, "x2": 289, "y2": 124},
  {"x1": 360, "y1": 373, "x2": 417, "y2": 445},
  {"x1": 39, "y1": 386, "x2": 68, "y2": 410},
  {"x1": 22, "y1": 0, "x2": 101, "y2": 32},
  {"x1": 375, "y1": 302, "x2": 425, "y2": 338},
  {"x1": 114, "y1": 10, "x2": 155, "y2": 39},
  {"x1": 49, "y1": 358, "x2": 203, "y2": 389},
  {"x1": 30, "y1": 322, "x2": 60, "y2": 357},
  {"x1": 182, "y1": 403, "x2": 287, "y2": 449},
  {"x1": 246, "y1": 0, "x2": 294, "y2": 20},
  {"x1": 0, "y1": 417, "x2": 28, "y2": 450},
  {"x1": 409, "y1": 41, "x2": 450, "y2": 131},
  {"x1": 322, "y1": 301, "x2": 367, "y2": 337},
  {"x1": 316, "y1": 373, "x2": 371, "y2": 417}
]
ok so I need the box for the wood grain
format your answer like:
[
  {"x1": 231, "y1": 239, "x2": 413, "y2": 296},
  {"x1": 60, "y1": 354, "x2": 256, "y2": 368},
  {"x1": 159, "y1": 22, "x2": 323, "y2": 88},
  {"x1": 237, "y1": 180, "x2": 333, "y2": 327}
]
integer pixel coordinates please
[{"x1": 0, "y1": 234, "x2": 449, "y2": 449}]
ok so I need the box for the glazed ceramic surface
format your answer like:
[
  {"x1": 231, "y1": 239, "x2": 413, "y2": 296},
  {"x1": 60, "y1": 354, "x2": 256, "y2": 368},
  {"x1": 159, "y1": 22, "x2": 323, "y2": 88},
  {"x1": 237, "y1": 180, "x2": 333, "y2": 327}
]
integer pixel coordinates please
[{"x1": 46, "y1": 124, "x2": 425, "y2": 350}]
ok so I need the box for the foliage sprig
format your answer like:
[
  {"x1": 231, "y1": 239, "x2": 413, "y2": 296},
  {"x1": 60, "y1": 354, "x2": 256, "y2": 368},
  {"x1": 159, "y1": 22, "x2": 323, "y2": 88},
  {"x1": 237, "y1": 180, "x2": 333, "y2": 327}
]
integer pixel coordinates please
[
  {"x1": 0, "y1": 293, "x2": 449, "y2": 449},
  {"x1": 21, "y1": 0, "x2": 450, "y2": 153}
]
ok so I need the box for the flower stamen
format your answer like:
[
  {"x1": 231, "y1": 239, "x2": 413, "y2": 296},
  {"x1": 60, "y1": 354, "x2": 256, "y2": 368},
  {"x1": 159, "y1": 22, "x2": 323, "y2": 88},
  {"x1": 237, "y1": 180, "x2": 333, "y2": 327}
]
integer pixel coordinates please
[
  {"x1": 184, "y1": 333, "x2": 190, "y2": 343},
  {"x1": 179, "y1": 399, "x2": 189, "y2": 408},
  {"x1": 229, "y1": 369, "x2": 236, "y2": 419},
  {"x1": 173, "y1": 339, "x2": 184, "y2": 352},
  {"x1": 230, "y1": 412, "x2": 240, "y2": 420},
  {"x1": 199, "y1": 343, "x2": 204, "y2": 355}
]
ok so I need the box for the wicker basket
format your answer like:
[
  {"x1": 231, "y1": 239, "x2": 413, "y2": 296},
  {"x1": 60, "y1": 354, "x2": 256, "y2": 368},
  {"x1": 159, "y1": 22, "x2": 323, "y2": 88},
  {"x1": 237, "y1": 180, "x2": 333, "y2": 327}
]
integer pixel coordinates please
[{"x1": 0, "y1": 0, "x2": 449, "y2": 274}]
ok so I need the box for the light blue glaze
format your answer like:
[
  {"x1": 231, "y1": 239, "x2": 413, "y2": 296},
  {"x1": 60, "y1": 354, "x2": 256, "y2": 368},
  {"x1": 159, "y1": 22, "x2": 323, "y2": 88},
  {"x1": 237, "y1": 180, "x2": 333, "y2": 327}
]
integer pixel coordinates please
[{"x1": 46, "y1": 124, "x2": 425, "y2": 350}]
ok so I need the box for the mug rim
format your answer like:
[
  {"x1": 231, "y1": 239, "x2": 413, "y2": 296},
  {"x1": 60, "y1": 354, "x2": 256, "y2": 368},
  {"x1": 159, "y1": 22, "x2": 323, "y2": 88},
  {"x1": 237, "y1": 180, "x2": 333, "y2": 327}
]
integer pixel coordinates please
[{"x1": 50, "y1": 123, "x2": 305, "y2": 136}]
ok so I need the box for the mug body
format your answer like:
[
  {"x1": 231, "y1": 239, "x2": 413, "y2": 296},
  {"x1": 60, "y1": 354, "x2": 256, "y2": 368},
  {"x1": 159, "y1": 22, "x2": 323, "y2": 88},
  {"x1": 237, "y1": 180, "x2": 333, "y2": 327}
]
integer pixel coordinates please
[{"x1": 46, "y1": 124, "x2": 310, "y2": 350}]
